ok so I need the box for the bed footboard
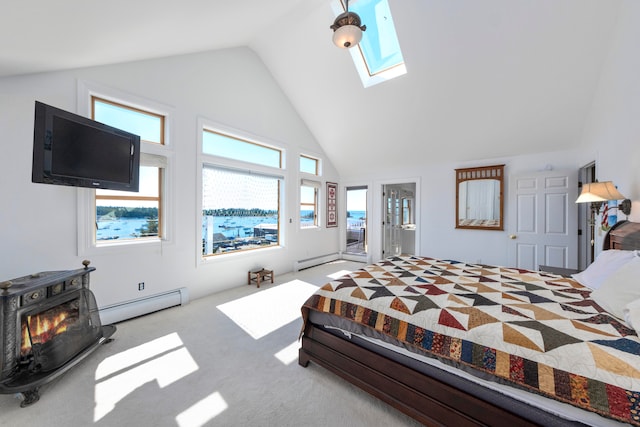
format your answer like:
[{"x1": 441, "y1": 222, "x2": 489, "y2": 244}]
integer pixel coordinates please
[{"x1": 299, "y1": 322, "x2": 540, "y2": 427}]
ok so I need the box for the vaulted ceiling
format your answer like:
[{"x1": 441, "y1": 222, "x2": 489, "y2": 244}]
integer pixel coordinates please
[{"x1": 1, "y1": 0, "x2": 622, "y2": 177}]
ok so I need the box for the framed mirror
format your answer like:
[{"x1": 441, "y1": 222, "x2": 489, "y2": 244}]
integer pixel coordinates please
[{"x1": 455, "y1": 164, "x2": 504, "y2": 230}]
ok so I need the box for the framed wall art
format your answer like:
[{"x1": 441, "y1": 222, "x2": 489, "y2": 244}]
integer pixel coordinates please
[{"x1": 327, "y1": 182, "x2": 338, "y2": 228}]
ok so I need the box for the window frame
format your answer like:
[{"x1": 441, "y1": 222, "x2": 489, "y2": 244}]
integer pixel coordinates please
[
  {"x1": 299, "y1": 154, "x2": 320, "y2": 175},
  {"x1": 203, "y1": 128, "x2": 282, "y2": 169},
  {"x1": 300, "y1": 180, "x2": 320, "y2": 229},
  {"x1": 197, "y1": 118, "x2": 286, "y2": 263},
  {"x1": 76, "y1": 80, "x2": 174, "y2": 256},
  {"x1": 92, "y1": 97, "x2": 165, "y2": 242}
]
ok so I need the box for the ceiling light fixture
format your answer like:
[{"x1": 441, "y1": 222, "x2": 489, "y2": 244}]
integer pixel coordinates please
[{"x1": 330, "y1": 0, "x2": 366, "y2": 49}]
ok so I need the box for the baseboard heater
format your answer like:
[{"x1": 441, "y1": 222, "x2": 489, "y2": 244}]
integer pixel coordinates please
[
  {"x1": 98, "y1": 287, "x2": 189, "y2": 325},
  {"x1": 294, "y1": 253, "x2": 340, "y2": 272}
]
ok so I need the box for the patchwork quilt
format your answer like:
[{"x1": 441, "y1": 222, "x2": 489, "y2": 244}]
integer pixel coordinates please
[{"x1": 301, "y1": 256, "x2": 640, "y2": 425}]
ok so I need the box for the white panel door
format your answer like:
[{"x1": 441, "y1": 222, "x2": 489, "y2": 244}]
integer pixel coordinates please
[{"x1": 507, "y1": 170, "x2": 578, "y2": 270}]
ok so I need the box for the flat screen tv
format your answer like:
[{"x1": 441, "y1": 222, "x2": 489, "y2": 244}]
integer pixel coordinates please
[{"x1": 32, "y1": 101, "x2": 140, "y2": 192}]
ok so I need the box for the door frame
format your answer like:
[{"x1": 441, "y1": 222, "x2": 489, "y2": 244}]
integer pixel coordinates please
[
  {"x1": 374, "y1": 177, "x2": 421, "y2": 261},
  {"x1": 578, "y1": 162, "x2": 596, "y2": 270},
  {"x1": 343, "y1": 185, "x2": 369, "y2": 261}
]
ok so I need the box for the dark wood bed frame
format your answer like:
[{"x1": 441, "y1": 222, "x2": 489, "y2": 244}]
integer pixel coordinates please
[{"x1": 299, "y1": 220, "x2": 640, "y2": 426}]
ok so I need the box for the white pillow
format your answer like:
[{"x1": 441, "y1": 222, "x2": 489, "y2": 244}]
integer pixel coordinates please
[
  {"x1": 624, "y1": 298, "x2": 640, "y2": 331},
  {"x1": 590, "y1": 256, "x2": 640, "y2": 320},
  {"x1": 571, "y1": 249, "x2": 637, "y2": 290}
]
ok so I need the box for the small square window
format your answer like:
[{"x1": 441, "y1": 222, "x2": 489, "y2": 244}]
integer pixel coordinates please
[{"x1": 300, "y1": 155, "x2": 319, "y2": 175}]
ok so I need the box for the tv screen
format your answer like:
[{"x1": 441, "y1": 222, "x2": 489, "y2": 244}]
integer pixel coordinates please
[{"x1": 32, "y1": 101, "x2": 140, "y2": 192}]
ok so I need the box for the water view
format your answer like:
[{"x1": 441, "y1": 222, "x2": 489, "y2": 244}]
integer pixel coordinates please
[
  {"x1": 348, "y1": 210, "x2": 366, "y2": 228},
  {"x1": 97, "y1": 217, "x2": 156, "y2": 240},
  {"x1": 204, "y1": 215, "x2": 279, "y2": 240},
  {"x1": 96, "y1": 210, "x2": 367, "y2": 245}
]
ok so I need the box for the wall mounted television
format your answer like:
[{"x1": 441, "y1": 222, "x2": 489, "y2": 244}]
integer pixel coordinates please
[{"x1": 32, "y1": 101, "x2": 141, "y2": 192}]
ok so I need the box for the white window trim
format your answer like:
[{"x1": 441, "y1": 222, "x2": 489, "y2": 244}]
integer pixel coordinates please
[
  {"x1": 197, "y1": 117, "x2": 288, "y2": 266},
  {"x1": 76, "y1": 80, "x2": 175, "y2": 256},
  {"x1": 301, "y1": 179, "x2": 321, "y2": 188}
]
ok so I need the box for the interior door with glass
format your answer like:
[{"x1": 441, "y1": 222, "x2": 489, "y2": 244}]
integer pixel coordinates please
[
  {"x1": 382, "y1": 183, "x2": 416, "y2": 258},
  {"x1": 383, "y1": 187, "x2": 402, "y2": 257}
]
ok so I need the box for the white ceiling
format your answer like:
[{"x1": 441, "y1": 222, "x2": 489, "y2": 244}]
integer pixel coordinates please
[{"x1": 1, "y1": 0, "x2": 622, "y2": 176}]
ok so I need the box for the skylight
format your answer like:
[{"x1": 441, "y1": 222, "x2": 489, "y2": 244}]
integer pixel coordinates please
[{"x1": 337, "y1": 0, "x2": 406, "y2": 87}]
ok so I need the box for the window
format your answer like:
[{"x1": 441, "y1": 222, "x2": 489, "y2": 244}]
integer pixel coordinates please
[
  {"x1": 201, "y1": 128, "x2": 283, "y2": 257},
  {"x1": 202, "y1": 167, "x2": 280, "y2": 256},
  {"x1": 300, "y1": 180, "x2": 319, "y2": 228},
  {"x1": 336, "y1": 0, "x2": 406, "y2": 87},
  {"x1": 402, "y1": 197, "x2": 413, "y2": 225},
  {"x1": 93, "y1": 98, "x2": 164, "y2": 145},
  {"x1": 203, "y1": 129, "x2": 281, "y2": 168},
  {"x1": 92, "y1": 97, "x2": 166, "y2": 243},
  {"x1": 300, "y1": 155, "x2": 319, "y2": 175}
]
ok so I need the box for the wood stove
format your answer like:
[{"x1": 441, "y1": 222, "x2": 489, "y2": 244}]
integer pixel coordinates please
[{"x1": 0, "y1": 261, "x2": 115, "y2": 406}]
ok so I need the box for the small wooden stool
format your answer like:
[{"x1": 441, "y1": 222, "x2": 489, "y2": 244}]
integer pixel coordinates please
[{"x1": 247, "y1": 268, "x2": 274, "y2": 288}]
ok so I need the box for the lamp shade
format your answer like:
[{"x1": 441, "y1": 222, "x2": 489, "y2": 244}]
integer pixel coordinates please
[
  {"x1": 333, "y1": 24, "x2": 363, "y2": 48},
  {"x1": 575, "y1": 181, "x2": 626, "y2": 203}
]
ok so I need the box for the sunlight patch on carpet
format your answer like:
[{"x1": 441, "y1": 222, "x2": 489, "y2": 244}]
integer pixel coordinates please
[
  {"x1": 328, "y1": 269, "x2": 354, "y2": 280},
  {"x1": 94, "y1": 333, "x2": 198, "y2": 422},
  {"x1": 217, "y1": 279, "x2": 317, "y2": 339},
  {"x1": 95, "y1": 332, "x2": 184, "y2": 380},
  {"x1": 275, "y1": 340, "x2": 300, "y2": 365},
  {"x1": 176, "y1": 391, "x2": 228, "y2": 427}
]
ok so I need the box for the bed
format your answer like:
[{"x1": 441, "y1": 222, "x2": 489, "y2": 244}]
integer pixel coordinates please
[{"x1": 299, "y1": 221, "x2": 640, "y2": 426}]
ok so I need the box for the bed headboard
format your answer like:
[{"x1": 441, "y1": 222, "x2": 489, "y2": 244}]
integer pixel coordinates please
[{"x1": 604, "y1": 220, "x2": 640, "y2": 250}]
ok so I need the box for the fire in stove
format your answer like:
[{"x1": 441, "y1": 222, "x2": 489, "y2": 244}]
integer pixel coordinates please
[
  {"x1": 18, "y1": 291, "x2": 103, "y2": 375},
  {"x1": 21, "y1": 298, "x2": 79, "y2": 358}
]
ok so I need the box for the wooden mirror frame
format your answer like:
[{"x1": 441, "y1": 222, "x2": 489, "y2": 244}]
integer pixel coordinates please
[{"x1": 455, "y1": 164, "x2": 505, "y2": 231}]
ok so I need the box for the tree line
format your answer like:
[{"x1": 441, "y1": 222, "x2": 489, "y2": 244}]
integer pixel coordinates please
[{"x1": 97, "y1": 206, "x2": 158, "y2": 219}]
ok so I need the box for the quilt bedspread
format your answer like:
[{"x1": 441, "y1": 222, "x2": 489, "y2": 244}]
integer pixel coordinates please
[{"x1": 301, "y1": 255, "x2": 640, "y2": 425}]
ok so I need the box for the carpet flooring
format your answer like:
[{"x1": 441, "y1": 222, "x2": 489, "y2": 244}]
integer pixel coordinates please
[{"x1": 0, "y1": 260, "x2": 423, "y2": 427}]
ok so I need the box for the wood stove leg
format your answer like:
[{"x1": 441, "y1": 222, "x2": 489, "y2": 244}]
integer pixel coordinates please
[{"x1": 20, "y1": 388, "x2": 40, "y2": 407}]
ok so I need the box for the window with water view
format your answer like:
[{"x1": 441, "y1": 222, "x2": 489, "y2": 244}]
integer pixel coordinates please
[
  {"x1": 201, "y1": 129, "x2": 282, "y2": 256},
  {"x1": 92, "y1": 97, "x2": 165, "y2": 243}
]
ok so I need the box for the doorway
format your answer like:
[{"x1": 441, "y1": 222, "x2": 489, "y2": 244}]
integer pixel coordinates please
[
  {"x1": 382, "y1": 183, "x2": 416, "y2": 258},
  {"x1": 578, "y1": 162, "x2": 596, "y2": 270},
  {"x1": 345, "y1": 186, "x2": 367, "y2": 255}
]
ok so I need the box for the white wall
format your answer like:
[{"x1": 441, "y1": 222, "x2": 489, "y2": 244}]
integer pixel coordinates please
[
  {"x1": 342, "y1": 150, "x2": 584, "y2": 267},
  {"x1": 0, "y1": 47, "x2": 339, "y2": 307},
  {"x1": 576, "y1": 0, "x2": 640, "y2": 249},
  {"x1": 342, "y1": 2, "x2": 640, "y2": 268},
  {"x1": 582, "y1": 0, "x2": 640, "y2": 204}
]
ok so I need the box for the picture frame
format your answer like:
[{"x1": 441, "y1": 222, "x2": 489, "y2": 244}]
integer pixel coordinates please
[{"x1": 327, "y1": 182, "x2": 338, "y2": 228}]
